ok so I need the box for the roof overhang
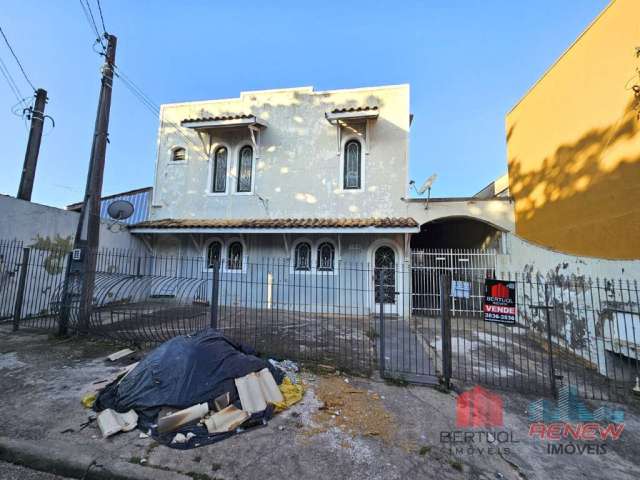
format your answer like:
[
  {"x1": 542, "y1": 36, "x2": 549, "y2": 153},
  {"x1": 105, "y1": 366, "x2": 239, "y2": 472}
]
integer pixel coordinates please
[
  {"x1": 325, "y1": 110, "x2": 379, "y2": 123},
  {"x1": 181, "y1": 116, "x2": 267, "y2": 130},
  {"x1": 129, "y1": 217, "x2": 419, "y2": 235},
  {"x1": 130, "y1": 226, "x2": 419, "y2": 235}
]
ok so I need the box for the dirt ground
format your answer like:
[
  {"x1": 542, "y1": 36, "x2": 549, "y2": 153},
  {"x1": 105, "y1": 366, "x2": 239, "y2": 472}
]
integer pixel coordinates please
[
  {"x1": 24, "y1": 303, "x2": 378, "y2": 374},
  {"x1": 1, "y1": 324, "x2": 640, "y2": 480}
]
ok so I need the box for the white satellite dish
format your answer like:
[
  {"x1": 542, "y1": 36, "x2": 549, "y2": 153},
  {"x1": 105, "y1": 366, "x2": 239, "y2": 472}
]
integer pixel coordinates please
[
  {"x1": 107, "y1": 200, "x2": 134, "y2": 221},
  {"x1": 418, "y1": 174, "x2": 437, "y2": 195}
]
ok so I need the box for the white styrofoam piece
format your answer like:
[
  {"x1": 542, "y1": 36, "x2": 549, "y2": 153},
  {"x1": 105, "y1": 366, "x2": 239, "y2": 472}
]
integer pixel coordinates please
[
  {"x1": 107, "y1": 348, "x2": 135, "y2": 362},
  {"x1": 204, "y1": 405, "x2": 250, "y2": 434},
  {"x1": 257, "y1": 368, "x2": 284, "y2": 404},
  {"x1": 235, "y1": 372, "x2": 267, "y2": 413},
  {"x1": 97, "y1": 408, "x2": 138, "y2": 438},
  {"x1": 157, "y1": 402, "x2": 209, "y2": 433}
]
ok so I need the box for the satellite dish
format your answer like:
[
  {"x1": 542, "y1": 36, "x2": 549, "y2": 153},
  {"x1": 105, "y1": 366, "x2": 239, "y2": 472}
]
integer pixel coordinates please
[
  {"x1": 107, "y1": 200, "x2": 134, "y2": 221},
  {"x1": 418, "y1": 174, "x2": 437, "y2": 195}
]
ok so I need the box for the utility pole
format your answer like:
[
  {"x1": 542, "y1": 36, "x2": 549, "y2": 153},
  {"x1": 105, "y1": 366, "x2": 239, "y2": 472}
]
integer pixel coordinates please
[
  {"x1": 63, "y1": 34, "x2": 117, "y2": 335},
  {"x1": 17, "y1": 88, "x2": 48, "y2": 201}
]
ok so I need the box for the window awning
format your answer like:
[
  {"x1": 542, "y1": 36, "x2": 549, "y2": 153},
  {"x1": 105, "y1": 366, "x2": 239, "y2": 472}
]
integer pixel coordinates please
[
  {"x1": 180, "y1": 114, "x2": 267, "y2": 130},
  {"x1": 325, "y1": 106, "x2": 379, "y2": 122},
  {"x1": 129, "y1": 217, "x2": 419, "y2": 234}
]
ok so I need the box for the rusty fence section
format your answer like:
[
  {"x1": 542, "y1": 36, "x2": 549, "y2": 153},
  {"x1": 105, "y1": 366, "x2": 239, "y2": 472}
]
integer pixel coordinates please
[{"x1": 1, "y1": 239, "x2": 639, "y2": 403}]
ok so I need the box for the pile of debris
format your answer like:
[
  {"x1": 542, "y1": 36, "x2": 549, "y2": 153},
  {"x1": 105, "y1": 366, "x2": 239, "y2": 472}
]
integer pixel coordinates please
[{"x1": 83, "y1": 329, "x2": 303, "y2": 449}]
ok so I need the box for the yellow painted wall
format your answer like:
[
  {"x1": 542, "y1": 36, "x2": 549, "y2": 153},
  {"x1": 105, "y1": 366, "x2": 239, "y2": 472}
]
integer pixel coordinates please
[{"x1": 506, "y1": 0, "x2": 640, "y2": 260}]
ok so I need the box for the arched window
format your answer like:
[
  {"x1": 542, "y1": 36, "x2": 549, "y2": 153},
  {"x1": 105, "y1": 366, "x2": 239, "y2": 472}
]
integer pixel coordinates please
[
  {"x1": 237, "y1": 145, "x2": 253, "y2": 192},
  {"x1": 317, "y1": 242, "x2": 335, "y2": 272},
  {"x1": 344, "y1": 139, "x2": 361, "y2": 190},
  {"x1": 294, "y1": 242, "x2": 312, "y2": 271},
  {"x1": 171, "y1": 147, "x2": 186, "y2": 162},
  {"x1": 212, "y1": 146, "x2": 228, "y2": 193},
  {"x1": 207, "y1": 241, "x2": 222, "y2": 268},
  {"x1": 227, "y1": 242, "x2": 243, "y2": 270}
]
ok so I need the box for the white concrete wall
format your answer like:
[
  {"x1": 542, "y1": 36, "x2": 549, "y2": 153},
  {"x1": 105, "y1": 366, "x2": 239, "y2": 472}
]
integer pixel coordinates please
[
  {"x1": 0, "y1": 195, "x2": 142, "y2": 250},
  {"x1": 151, "y1": 85, "x2": 410, "y2": 220},
  {"x1": 498, "y1": 232, "x2": 640, "y2": 281},
  {"x1": 405, "y1": 198, "x2": 515, "y2": 232}
]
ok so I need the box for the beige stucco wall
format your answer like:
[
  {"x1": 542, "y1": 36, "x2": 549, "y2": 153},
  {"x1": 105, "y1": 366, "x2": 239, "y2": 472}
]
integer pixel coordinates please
[{"x1": 151, "y1": 85, "x2": 410, "y2": 220}]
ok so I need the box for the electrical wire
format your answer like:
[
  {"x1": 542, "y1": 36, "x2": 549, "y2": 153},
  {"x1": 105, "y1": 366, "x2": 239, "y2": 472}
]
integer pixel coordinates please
[
  {"x1": 96, "y1": 0, "x2": 108, "y2": 34},
  {"x1": 113, "y1": 65, "x2": 213, "y2": 160},
  {"x1": 0, "y1": 25, "x2": 36, "y2": 92},
  {"x1": 79, "y1": 0, "x2": 105, "y2": 50},
  {"x1": 0, "y1": 53, "x2": 25, "y2": 104},
  {"x1": 11, "y1": 96, "x2": 34, "y2": 117}
]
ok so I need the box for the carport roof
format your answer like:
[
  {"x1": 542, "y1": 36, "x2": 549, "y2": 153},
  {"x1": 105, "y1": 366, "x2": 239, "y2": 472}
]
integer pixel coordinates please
[{"x1": 129, "y1": 217, "x2": 419, "y2": 234}]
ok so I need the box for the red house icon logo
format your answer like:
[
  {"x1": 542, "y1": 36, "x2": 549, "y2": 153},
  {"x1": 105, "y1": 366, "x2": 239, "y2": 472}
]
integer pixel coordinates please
[
  {"x1": 490, "y1": 283, "x2": 510, "y2": 299},
  {"x1": 456, "y1": 386, "x2": 504, "y2": 428}
]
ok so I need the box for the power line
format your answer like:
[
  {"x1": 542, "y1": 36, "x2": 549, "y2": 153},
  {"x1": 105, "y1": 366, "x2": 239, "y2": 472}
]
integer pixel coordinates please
[
  {"x1": 0, "y1": 25, "x2": 36, "y2": 91},
  {"x1": 78, "y1": 0, "x2": 105, "y2": 50},
  {"x1": 96, "y1": 0, "x2": 108, "y2": 34},
  {"x1": 83, "y1": 0, "x2": 102, "y2": 38},
  {"x1": 113, "y1": 65, "x2": 212, "y2": 160},
  {"x1": 0, "y1": 53, "x2": 25, "y2": 103}
]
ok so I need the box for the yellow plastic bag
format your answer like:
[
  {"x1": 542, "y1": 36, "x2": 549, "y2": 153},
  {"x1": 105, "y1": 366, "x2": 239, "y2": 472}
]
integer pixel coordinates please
[
  {"x1": 81, "y1": 392, "x2": 97, "y2": 409},
  {"x1": 273, "y1": 377, "x2": 304, "y2": 412}
]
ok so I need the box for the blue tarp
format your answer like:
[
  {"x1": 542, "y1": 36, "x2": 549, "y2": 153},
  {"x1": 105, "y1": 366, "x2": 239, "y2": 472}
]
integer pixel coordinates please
[{"x1": 94, "y1": 328, "x2": 283, "y2": 448}]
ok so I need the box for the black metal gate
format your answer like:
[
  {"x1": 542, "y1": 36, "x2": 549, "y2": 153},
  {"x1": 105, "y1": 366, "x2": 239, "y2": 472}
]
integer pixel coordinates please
[{"x1": 410, "y1": 249, "x2": 496, "y2": 316}]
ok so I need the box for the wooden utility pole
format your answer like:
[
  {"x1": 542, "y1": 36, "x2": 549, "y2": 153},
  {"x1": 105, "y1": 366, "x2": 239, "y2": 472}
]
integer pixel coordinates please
[
  {"x1": 68, "y1": 34, "x2": 117, "y2": 334},
  {"x1": 17, "y1": 88, "x2": 48, "y2": 201}
]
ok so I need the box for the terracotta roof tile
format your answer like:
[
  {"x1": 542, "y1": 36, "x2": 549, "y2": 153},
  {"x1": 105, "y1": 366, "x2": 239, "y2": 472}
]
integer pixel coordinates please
[
  {"x1": 330, "y1": 106, "x2": 378, "y2": 114},
  {"x1": 181, "y1": 114, "x2": 254, "y2": 124},
  {"x1": 130, "y1": 217, "x2": 417, "y2": 229}
]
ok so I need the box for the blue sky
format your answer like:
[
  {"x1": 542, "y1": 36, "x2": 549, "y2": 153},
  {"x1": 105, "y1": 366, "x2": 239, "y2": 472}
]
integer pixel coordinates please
[{"x1": 0, "y1": 1, "x2": 609, "y2": 208}]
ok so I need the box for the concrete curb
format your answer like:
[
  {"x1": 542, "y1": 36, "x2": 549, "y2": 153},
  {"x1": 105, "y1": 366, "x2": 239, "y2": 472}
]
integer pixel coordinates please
[{"x1": 0, "y1": 436, "x2": 191, "y2": 480}]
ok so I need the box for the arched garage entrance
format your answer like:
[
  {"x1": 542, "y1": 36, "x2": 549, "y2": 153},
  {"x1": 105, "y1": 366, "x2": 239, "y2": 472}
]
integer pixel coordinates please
[
  {"x1": 410, "y1": 217, "x2": 503, "y2": 316},
  {"x1": 410, "y1": 216, "x2": 503, "y2": 250}
]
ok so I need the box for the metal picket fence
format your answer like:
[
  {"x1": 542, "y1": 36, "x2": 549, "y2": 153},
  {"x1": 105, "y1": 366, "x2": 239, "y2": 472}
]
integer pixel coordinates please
[
  {"x1": 433, "y1": 273, "x2": 640, "y2": 402},
  {"x1": 2, "y1": 239, "x2": 639, "y2": 403}
]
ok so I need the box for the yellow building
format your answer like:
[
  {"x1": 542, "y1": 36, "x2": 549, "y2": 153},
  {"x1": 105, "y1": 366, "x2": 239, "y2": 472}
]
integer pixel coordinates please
[{"x1": 506, "y1": 0, "x2": 640, "y2": 260}]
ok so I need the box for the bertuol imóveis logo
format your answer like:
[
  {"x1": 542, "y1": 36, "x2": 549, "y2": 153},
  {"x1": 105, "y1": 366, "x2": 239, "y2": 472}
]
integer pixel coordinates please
[{"x1": 440, "y1": 385, "x2": 518, "y2": 457}]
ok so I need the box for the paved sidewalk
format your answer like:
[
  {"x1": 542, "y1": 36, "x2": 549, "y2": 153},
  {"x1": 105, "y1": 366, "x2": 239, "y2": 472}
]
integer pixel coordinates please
[{"x1": 1, "y1": 324, "x2": 639, "y2": 480}]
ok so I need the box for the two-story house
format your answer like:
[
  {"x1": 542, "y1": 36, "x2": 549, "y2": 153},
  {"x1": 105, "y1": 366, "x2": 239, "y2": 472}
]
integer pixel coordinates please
[{"x1": 130, "y1": 84, "x2": 418, "y2": 311}]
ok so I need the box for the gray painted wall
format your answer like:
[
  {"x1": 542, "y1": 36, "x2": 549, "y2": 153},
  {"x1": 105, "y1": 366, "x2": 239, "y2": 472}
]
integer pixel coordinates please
[
  {"x1": 141, "y1": 232, "x2": 411, "y2": 315},
  {"x1": 0, "y1": 195, "x2": 142, "y2": 250}
]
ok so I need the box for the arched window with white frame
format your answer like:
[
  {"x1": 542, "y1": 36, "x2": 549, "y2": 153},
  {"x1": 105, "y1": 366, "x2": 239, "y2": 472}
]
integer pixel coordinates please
[
  {"x1": 294, "y1": 242, "x2": 312, "y2": 271},
  {"x1": 237, "y1": 145, "x2": 253, "y2": 193},
  {"x1": 227, "y1": 241, "x2": 243, "y2": 270},
  {"x1": 212, "y1": 146, "x2": 228, "y2": 193},
  {"x1": 317, "y1": 242, "x2": 335, "y2": 272},
  {"x1": 343, "y1": 139, "x2": 362, "y2": 190},
  {"x1": 206, "y1": 241, "x2": 222, "y2": 268}
]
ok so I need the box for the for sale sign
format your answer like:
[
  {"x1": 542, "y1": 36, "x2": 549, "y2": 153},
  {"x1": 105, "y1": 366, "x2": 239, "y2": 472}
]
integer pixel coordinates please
[{"x1": 483, "y1": 279, "x2": 516, "y2": 324}]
